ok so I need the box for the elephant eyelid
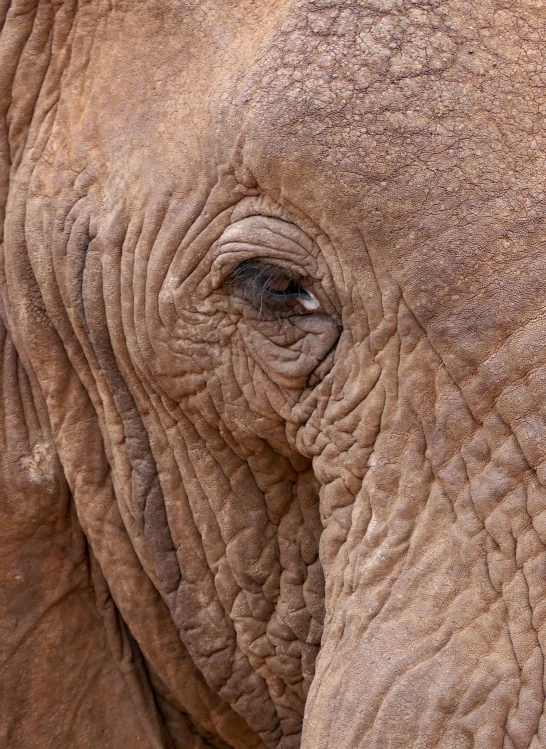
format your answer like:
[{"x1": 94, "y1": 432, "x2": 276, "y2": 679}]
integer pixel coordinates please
[{"x1": 228, "y1": 260, "x2": 320, "y2": 314}]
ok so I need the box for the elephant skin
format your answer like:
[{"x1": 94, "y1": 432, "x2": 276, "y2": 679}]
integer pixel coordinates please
[{"x1": 2, "y1": 1, "x2": 546, "y2": 747}]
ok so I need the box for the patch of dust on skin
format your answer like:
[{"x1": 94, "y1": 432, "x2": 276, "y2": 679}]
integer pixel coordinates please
[{"x1": 18, "y1": 439, "x2": 58, "y2": 487}]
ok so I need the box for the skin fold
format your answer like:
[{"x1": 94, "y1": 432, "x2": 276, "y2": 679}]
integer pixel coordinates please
[{"x1": 2, "y1": 0, "x2": 546, "y2": 747}]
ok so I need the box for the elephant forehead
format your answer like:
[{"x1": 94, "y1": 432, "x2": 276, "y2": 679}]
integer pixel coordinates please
[
  {"x1": 67, "y1": 1, "x2": 546, "y2": 225},
  {"x1": 69, "y1": 2, "x2": 546, "y2": 185},
  {"x1": 240, "y1": 1, "x2": 545, "y2": 181}
]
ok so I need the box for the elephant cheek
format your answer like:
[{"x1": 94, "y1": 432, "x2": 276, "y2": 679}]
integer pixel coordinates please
[
  {"x1": 299, "y1": 304, "x2": 546, "y2": 748},
  {"x1": 303, "y1": 479, "x2": 523, "y2": 749}
]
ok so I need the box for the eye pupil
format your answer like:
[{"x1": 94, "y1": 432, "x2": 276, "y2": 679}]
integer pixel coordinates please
[{"x1": 267, "y1": 276, "x2": 291, "y2": 293}]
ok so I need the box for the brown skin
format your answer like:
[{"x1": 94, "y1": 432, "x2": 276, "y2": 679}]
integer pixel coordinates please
[{"x1": 2, "y1": 0, "x2": 546, "y2": 747}]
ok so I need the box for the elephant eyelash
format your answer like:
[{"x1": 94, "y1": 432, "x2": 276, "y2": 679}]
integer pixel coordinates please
[{"x1": 229, "y1": 260, "x2": 320, "y2": 315}]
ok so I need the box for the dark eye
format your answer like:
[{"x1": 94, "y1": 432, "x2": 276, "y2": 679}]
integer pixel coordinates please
[{"x1": 229, "y1": 261, "x2": 319, "y2": 315}]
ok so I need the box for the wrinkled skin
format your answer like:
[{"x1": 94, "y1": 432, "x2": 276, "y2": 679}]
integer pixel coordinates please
[{"x1": 2, "y1": 1, "x2": 546, "y2": 747}]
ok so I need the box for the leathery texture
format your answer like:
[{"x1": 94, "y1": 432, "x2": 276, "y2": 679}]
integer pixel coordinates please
[
  {"x1": 4, "y1": 0, "x2": 546, "y2": 747},
  {"x1": 299, "y1": 293, "x2": 546, "y2": 748}
]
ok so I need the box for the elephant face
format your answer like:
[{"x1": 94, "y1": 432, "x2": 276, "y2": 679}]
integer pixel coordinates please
[{"x1": 4, "y1": 0, "x2": 546, "y2": 747}]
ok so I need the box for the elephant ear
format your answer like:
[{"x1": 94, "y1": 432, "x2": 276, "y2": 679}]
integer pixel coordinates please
[
  {"x1": 0, "y1": 313, "x2": 176, "y2": 748},
  {"x1": 0, "y1": 4, "x2": 265, "y2": 749},
  {"x1": 0, "y1": 5, "x2": 165, "y2": 746}
]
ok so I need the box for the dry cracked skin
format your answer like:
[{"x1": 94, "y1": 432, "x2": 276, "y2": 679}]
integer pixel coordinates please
[{"x1": 2, "y1": 1, "x2": 546, "y2": 747}]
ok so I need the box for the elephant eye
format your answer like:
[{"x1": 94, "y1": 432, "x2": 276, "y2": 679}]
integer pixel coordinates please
[{"x1": 229, "y1": 260, "x2": 320, "y2": 314}]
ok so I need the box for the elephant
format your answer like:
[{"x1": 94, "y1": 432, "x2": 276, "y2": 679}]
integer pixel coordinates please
[{"x1": 2, "y1": 0, "x2": 546, "y2": 746}]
